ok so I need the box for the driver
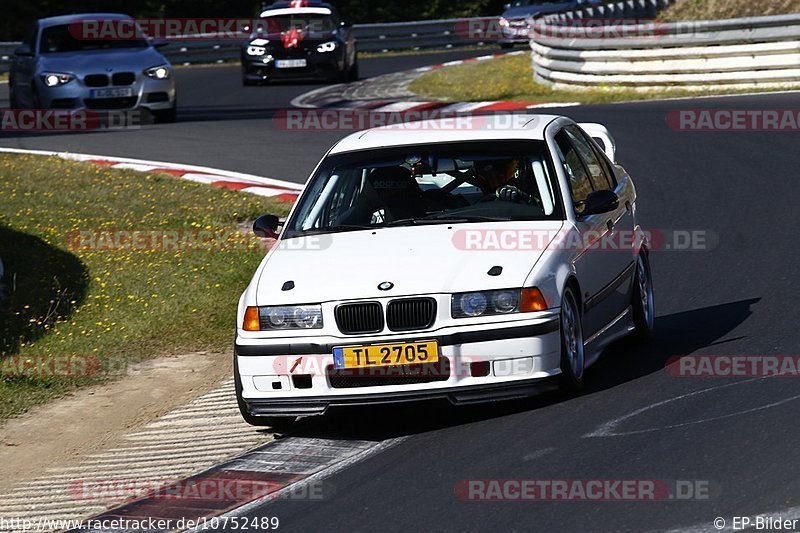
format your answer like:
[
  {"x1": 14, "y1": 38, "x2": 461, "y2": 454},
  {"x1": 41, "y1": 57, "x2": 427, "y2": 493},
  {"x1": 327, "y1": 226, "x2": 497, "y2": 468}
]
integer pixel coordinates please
[{"x1": 472, "y1": 159, "x2": 535, "y2": 204}]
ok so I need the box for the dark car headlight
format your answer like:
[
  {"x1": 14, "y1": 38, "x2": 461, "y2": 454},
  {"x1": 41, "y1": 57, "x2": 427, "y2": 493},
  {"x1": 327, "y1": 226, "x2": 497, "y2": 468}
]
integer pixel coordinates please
[
  {"x1": 243, "y1": 305, "x2": 323, "y2": 331},
  {"x1": 41, "y1": 72, "x2": 73, "y2": 87},
  {"x1": 451, "y1": 288, "x2": 547, "y2": 318}
]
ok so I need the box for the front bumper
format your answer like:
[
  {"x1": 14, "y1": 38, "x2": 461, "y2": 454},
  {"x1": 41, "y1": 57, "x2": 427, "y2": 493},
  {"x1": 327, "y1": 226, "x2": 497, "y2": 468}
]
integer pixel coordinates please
[
  {"x1": 498, "y1": 23, "x2": 532, "y2": 44},
  {"x1": 36, "y1": 75, "x2": 176, "y2": 111},
  {"x1": 242, "y1": 49, "x2": 346, "y2": 82},
  {"x1": 236, "y1": 314, "x2": 562, "y2": 417}
]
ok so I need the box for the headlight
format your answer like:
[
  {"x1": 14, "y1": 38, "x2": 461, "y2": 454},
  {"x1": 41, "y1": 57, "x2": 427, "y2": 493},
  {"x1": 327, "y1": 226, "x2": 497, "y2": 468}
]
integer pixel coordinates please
[
  {"x1": 316, "y1": 41, "x2": 337, "y2": 53},
  {"x1": 498, "y1": 17, "x2": 510, "y2": 28},
  {"x1": 145, "y1": 65, "x2": 171, "y2": 79},
  {"x1": 243, "y1": 305, "x2": 323, "y2": 330},
  {"x1": 41, "y1": 73, "x2": 73, "y2": 87},
  {"x1": 451, "y1": 288, "x2": 547, "y2": 318},
  {"x1": 246, "y1": 45, "x2": 267, "y2": 56}
]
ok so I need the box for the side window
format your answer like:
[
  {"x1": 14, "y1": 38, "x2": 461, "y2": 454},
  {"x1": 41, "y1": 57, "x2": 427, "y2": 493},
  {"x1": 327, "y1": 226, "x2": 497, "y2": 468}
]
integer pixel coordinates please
[
  {"x1": 565, "y1": 126, "x2": 613, "y2": 191},
  {"x1": 554, "y1": 131, "x2": 594, "y2": 209}
]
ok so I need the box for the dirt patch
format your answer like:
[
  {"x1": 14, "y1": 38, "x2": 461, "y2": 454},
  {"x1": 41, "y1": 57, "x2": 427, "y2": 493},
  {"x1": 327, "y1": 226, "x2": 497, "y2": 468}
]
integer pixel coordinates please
[{"x1": 0, "y1": 351, "x2": 233, "y2": 493}]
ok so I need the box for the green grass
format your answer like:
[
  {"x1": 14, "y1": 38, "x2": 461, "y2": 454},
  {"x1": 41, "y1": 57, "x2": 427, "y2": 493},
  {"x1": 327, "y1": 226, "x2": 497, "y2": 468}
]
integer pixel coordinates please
[
  {"x1": 409, "y1": 53, "x2": 795, "y2": 105},
  {"x1": 0, "y1": 154, "x2": 291, "y2": 420},
  {"x1": 659, "y1": 0, "x2": 800, "y2": 21}
]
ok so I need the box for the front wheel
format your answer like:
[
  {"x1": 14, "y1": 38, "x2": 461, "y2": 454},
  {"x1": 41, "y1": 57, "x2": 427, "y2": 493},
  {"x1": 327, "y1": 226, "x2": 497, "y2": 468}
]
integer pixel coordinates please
[
  {"x1": 8, "y1": 81, "x2": 20, "y2": 109},
  {"x1": 559, "y1": 285, "x2": 585, "y2": 392},
  {"x1": 631, "y1": 251, "x2": 655, "y2": 341},
  {"x1": 348, "y1": 56, "x2": 359, "y2": 81}
]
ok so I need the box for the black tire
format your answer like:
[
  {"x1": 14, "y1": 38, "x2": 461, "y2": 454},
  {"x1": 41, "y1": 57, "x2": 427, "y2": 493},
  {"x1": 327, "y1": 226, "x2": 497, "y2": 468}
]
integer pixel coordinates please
[
  {"x1": 31, "y1": 86, "x2": 42, "y2": 109},
  {"x1": 499, "y1": 42, "x2": 514, "y2": 50},
  {"x1": 8, "y1": 79, "x2": 20, "y2": 109},
  {"x1": 558, "y1": 285, "x2": 585, "y2": 392},
  {"x1": 242, "y1": 71, "x2": 259, "y2": 86},
  {"x1": 348, "y1": 56, "x2": 359, "y2": 82},
  {"x1": 153, "y1": 104, "x2": 177, "y2": 123},
  {"x1": 631, "y1": 251, "x2": 655, "y2": 342},
  {"x1": 233, "y1": 354, "x2": 297, "y2": 429}
]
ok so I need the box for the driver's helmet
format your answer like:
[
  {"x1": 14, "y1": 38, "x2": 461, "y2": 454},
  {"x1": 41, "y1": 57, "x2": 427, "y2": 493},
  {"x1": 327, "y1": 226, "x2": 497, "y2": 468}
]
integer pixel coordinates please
[{"x1": 474, "y1": 158, "x2": 519, "y2": 192}]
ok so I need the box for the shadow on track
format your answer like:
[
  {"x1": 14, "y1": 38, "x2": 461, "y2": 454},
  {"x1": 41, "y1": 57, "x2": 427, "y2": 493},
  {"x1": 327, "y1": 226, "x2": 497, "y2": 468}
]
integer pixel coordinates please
[{"x1": 283, "y1": 298, "x2": 759, "y2": 442}]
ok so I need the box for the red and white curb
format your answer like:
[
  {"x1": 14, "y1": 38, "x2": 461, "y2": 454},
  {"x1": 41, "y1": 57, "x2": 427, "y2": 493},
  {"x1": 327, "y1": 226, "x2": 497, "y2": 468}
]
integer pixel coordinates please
[
  {"x1": 0, "y1": 148, "x2": 303, "y2": 203},
  {"x1": 291, "y1": 50, "x2": 580, "y2": 112}
]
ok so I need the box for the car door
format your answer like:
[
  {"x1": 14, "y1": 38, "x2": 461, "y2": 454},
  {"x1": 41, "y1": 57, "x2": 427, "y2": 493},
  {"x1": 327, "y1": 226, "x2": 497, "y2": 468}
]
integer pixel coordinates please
[{"x1": 554, "y1": 127, "x2": 632, "y2": 337}]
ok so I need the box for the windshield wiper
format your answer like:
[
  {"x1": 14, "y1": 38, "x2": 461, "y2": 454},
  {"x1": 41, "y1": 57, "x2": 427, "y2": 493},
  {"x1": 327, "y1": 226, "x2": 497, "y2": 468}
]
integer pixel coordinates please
[
  {"x1": 289, "y1": 224, "x2": 374, "y2": 237},
  {"x1": 386, "y1": 214, "x2": 513, "y2": 226},
  {"x1": 424, "y1": 214, "x2": 514, "y2": 222}
]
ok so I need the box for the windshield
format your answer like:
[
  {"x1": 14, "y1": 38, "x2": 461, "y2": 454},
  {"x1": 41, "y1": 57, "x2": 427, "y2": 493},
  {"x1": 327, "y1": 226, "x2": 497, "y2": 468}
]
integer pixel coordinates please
[
  {"x1": 39, "y1": 24, "x2": 148, "y2": 54},
  {"x1": 285, "y1": 141, "x2": 563, "y2": 237},
  {"x1": 256, "y1": 14, "x2": 336, "y2": 37}
]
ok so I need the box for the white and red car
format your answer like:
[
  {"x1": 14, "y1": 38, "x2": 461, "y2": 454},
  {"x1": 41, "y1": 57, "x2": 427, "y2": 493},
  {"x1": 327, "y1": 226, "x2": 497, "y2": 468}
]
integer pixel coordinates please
[{"x1": 234, "y1": 114, "x2": 654, "y2": 426}]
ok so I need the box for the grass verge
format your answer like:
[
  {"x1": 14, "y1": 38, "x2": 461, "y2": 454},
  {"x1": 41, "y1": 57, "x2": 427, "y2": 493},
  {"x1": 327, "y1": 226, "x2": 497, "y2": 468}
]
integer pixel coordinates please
[
  {"x1": 659, "y1": 0, "x2": 800, "y2": 21},
  {"x1": 0, "y1": 154, "x2": 290, "y2": 420},
  {"x1": 409, "y1": 53, "x2": 793, "y2": 105}
]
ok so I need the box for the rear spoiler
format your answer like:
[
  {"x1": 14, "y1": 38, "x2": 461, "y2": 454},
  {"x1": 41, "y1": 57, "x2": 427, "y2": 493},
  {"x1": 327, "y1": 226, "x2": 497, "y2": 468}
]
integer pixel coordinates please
[{"x1": 578, "y1": 123, "x2": 616, "y2": 162}]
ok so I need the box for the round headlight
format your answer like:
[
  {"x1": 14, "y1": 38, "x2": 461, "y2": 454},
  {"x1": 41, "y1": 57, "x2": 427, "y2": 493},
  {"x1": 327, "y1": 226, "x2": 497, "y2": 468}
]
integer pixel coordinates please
[
  {"x1": 493, "y1": 291, "x2": 519, "y2": 313},
  {"x1": 293, "y1": 307, "x2": 321, "y2": 329},
  {"x1": 266, "y1": 308, "x2": 288, "y2": 328},
  {"x1": 45, "y1": 74, "x2": 61, "y2": 87},
  {"x1": 460, "y1": 293, "x2": 488, "y2": 317}
]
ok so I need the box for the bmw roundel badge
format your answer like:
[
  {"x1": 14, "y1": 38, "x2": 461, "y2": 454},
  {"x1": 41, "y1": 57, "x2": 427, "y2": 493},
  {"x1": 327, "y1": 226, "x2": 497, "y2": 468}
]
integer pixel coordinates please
[{"x1": 378, "y1": 281, "x2": 394, "y2": 291}]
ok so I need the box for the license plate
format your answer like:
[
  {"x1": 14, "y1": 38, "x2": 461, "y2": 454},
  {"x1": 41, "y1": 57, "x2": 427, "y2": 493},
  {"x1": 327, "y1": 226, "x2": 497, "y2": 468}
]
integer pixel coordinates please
[
  {"x1": 89, "y1": 88, "x2": 133, "y2": 98},
  {"x1": 333, "y1": 341, "x2": 439, "y2": 370},
  {"x1": 275, "y1": 59, "x2": 307, "y2": 68}
]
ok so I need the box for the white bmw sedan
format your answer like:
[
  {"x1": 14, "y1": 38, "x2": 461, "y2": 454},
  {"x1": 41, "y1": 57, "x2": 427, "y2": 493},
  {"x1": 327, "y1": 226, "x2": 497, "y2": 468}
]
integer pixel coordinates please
[{"x1": 234, "y1": 114, "x2": 654, "y2": 426}]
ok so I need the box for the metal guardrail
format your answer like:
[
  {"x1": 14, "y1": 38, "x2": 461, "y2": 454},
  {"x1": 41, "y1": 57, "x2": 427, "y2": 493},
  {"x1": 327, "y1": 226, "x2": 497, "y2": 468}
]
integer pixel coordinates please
[
  {"x1": 531, "y1": 11, "x2": 800, "y2": 89},
  {"x1": 0, "y1": 18, "x2": 495, "y2": 74}
]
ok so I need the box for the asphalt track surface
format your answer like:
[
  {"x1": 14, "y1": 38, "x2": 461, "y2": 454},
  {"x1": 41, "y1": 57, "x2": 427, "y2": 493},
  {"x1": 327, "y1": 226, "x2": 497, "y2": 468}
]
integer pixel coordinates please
[{"x1": 3, "y1": 50, "x2": 800, "y2": 532}]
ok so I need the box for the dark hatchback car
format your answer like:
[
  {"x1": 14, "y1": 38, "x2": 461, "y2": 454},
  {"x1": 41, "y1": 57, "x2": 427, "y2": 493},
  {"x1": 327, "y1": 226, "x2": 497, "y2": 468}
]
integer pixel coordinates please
[{"x1": 241, "y1": 0, "x2": 357, "y2": 85}]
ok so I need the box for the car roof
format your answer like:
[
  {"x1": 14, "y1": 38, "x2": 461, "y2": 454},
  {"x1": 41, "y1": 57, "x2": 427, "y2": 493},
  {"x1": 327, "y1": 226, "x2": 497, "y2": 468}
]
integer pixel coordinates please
[
  {"x1": 38, "y1": 13, "x2": 134, "y2": 28},
  {"x1": 329, "y1": 114, "x2": 562, "y2": 154},
  {"x1": 261, "y1": 1, "x2": 334, "y2": 17}
]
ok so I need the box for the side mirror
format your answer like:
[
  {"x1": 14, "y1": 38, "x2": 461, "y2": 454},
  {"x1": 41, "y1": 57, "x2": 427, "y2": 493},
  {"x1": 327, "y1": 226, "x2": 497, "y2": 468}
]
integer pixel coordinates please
[
  {"x1": 253, "y1": 214, "x2": 281, "y2": 239},
  {"x1": 580, "y1": 190, "x2": 619, "y2": 217},
  {"x1": 14, "y1": 44, "x2": 33, "y2": 56}
]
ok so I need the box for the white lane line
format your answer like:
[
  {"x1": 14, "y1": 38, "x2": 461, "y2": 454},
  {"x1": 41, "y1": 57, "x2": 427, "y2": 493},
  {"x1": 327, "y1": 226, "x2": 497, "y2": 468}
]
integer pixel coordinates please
[{"x1": 585, "y1": 377, "x2": 800, "y2": 438}]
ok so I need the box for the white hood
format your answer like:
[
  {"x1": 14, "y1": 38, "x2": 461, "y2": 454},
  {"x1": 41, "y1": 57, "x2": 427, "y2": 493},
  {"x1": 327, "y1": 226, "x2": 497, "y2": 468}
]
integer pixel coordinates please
[{"x1": 254, "y1": 221, "x2": 564, "y2": 305}]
